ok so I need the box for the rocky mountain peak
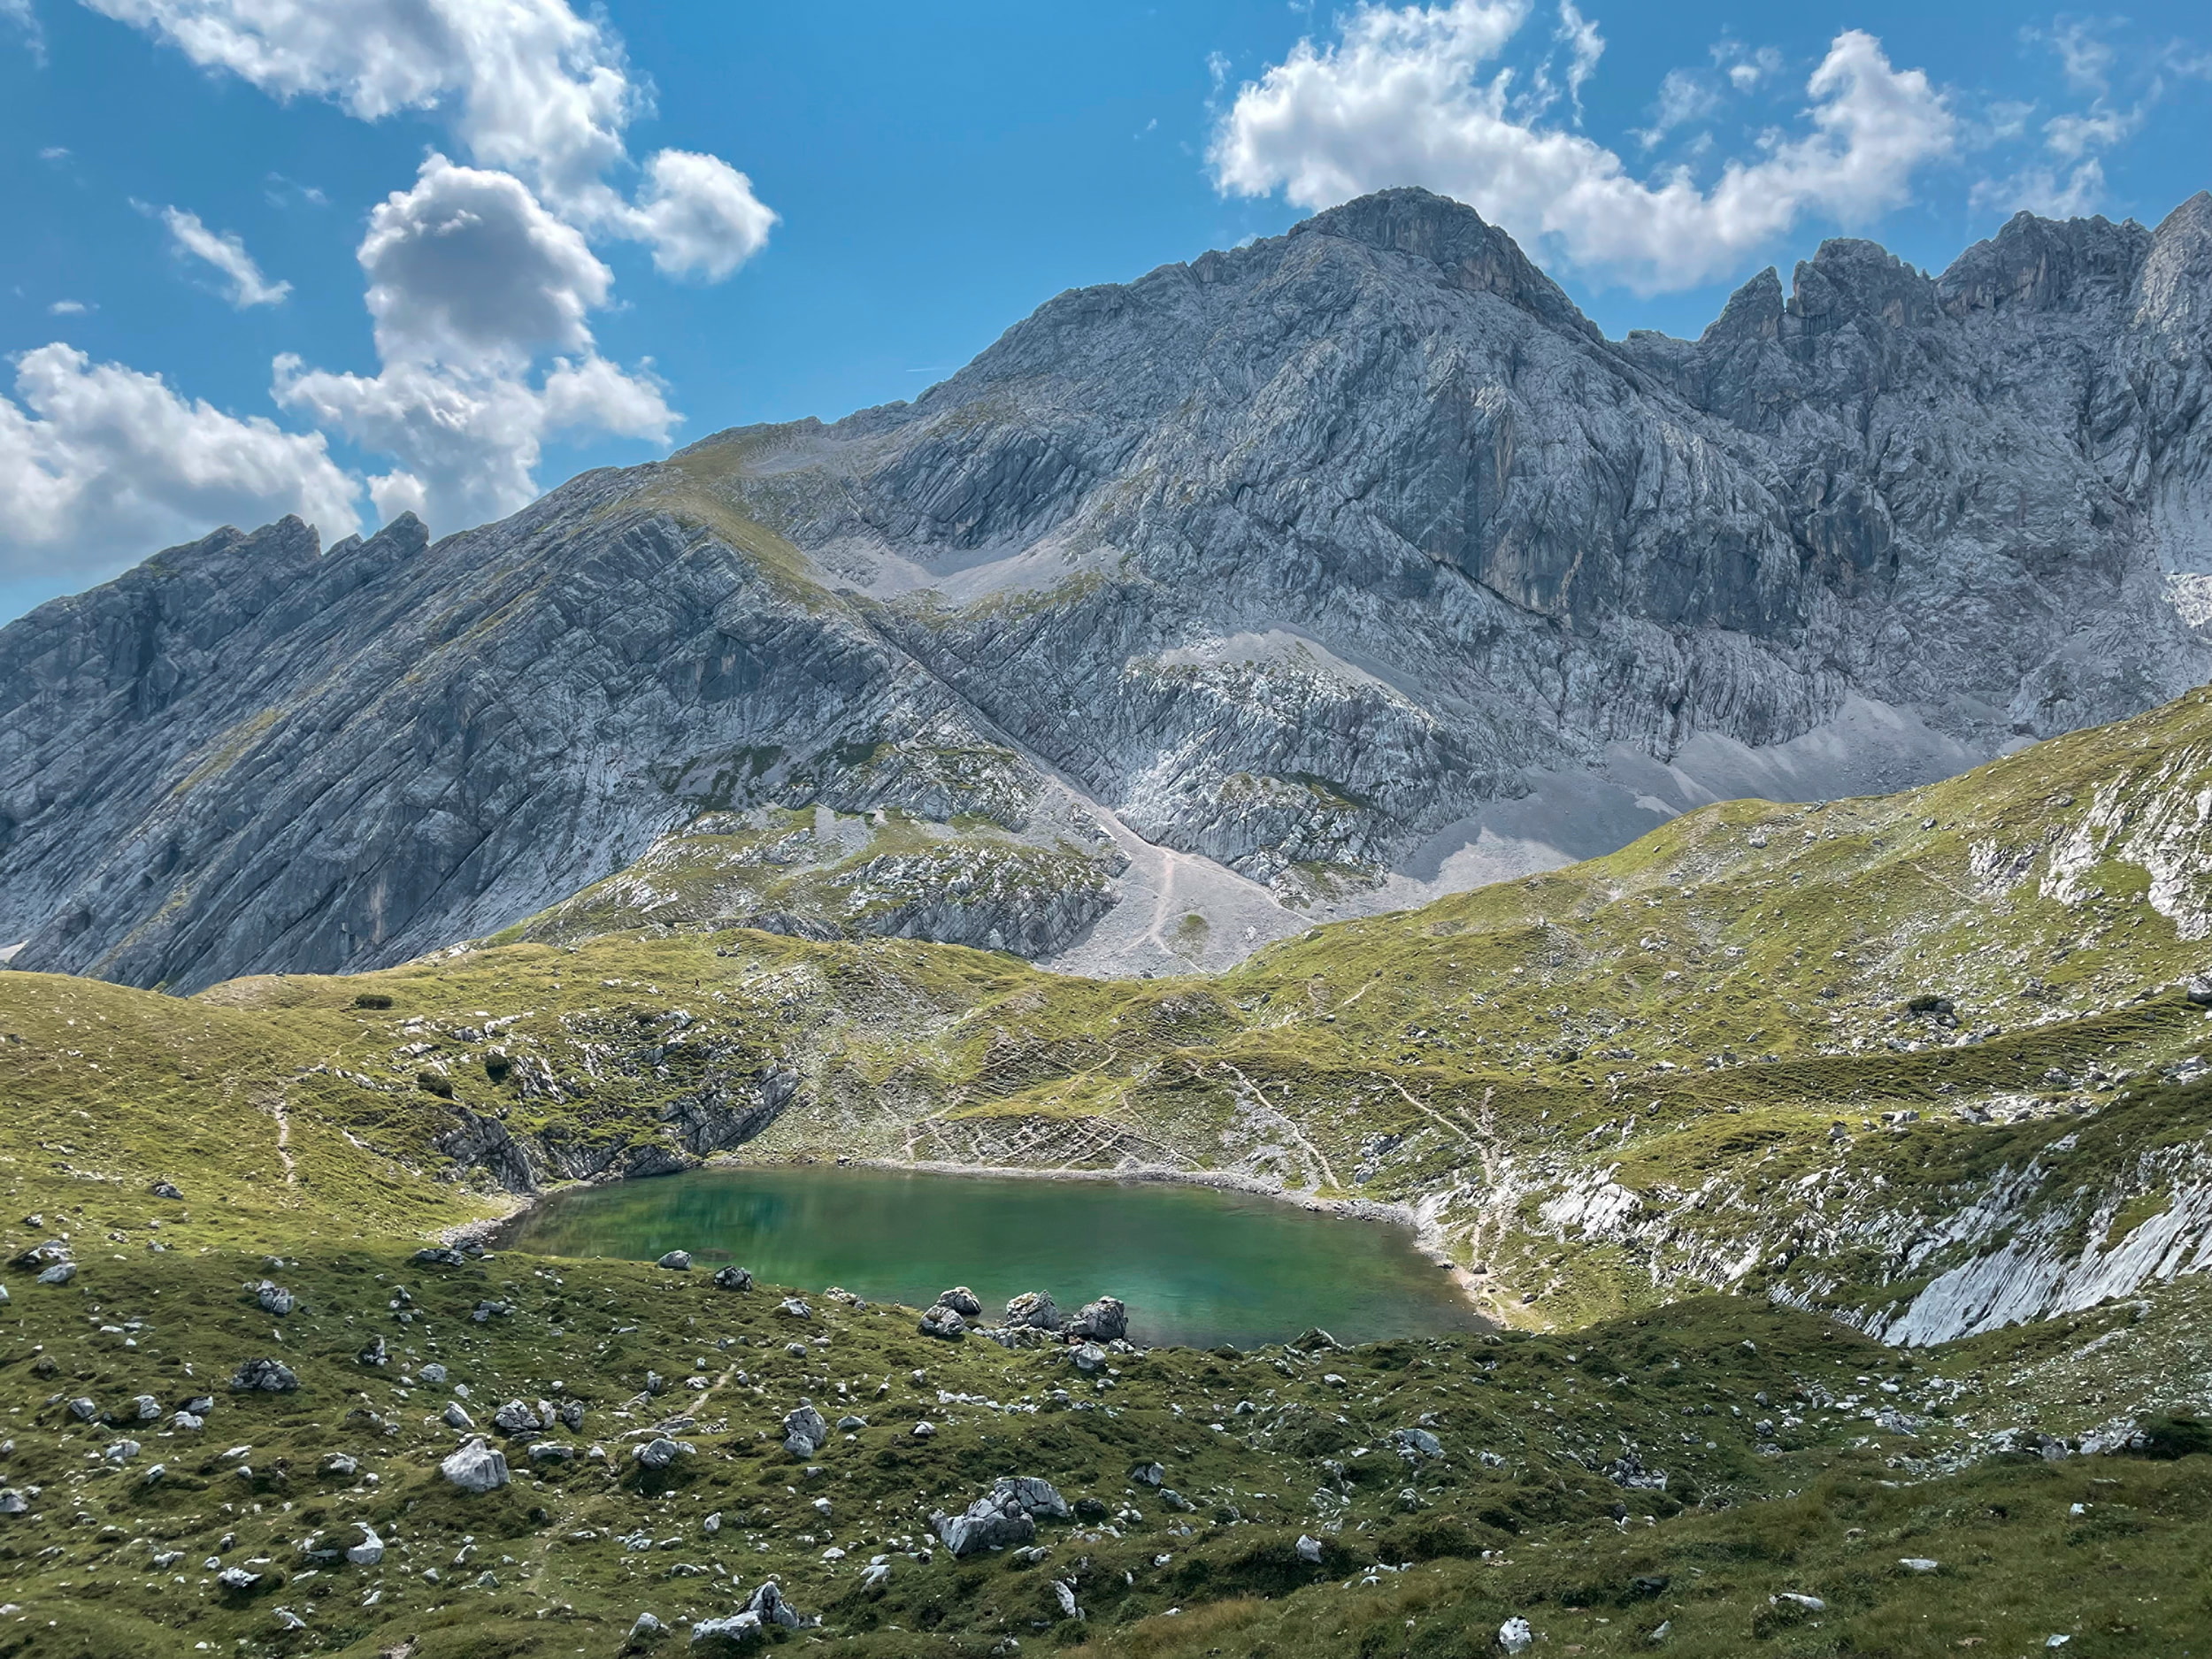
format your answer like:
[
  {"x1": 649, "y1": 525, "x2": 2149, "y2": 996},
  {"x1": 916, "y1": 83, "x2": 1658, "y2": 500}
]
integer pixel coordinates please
[{"x1": 1292, "y1": 185, "x2": 1599, "y2": 341}]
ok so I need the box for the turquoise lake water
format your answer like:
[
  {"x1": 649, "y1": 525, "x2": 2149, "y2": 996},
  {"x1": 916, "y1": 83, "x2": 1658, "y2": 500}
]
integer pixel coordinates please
[{"x1": 496, "y1": 1164, "x2": 1487, "y2": 1349}]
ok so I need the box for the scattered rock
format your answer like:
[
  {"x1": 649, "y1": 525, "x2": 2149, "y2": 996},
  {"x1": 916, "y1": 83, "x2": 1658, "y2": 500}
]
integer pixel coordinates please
[
  {"x1": 933, "y1": 1477, "x2": 1071, "y2": 1556},
  {"x1": 918, "y1": 1305, "x2": 967, "y2": 1340},
  {"x1": 1393, "y1": 1427, "x2": 1444, "y2": 1461},
  {"x1": 628, "y1": 1611, "x2": 666, "y2": 1644},
  {"x1": 934, "y1": 1286, "x2": 982, "y2": 1317},
  {"x1": 149, "y1": 1181, "x2": 184, "y2": 1200},
  {"x1": 1770, "y1": 1593, "x2": 1825, "y2": 1612},
  {"x1": 442, "y1": 1402, "x2": 475, "y2": 1432},
  {"x1": 319, "y1": 1454, "x2": 358, "y2": 1478},
  {"x1": 255, "y1": 1281, "x2": 296, "y2": 1316},
  {"x1": 229, "y1": 1358, "x2": 299, "y2": 1394},
  {"x1": 711, "y1": 1266, "x2": 753, "y2": 1291},
  {"x1": 687, "y1": 1611, "x2": 762, "y2": 1650},
  {"x1": 493, "y1": 1400, "x2": 542, "y2": 1436},
  {"x1": 1071, "y1": 1342, "x2": 1108, "y2": 1373},
  {"x1": 440, "y1": 1437, "x2": 509, "y2": 1494},
  {"x1": 66, "y1": 1397, "x2": 96, "y2": 1422},
  {"x1": 346, "y1": 1524, "x2": 385, "y2": 1567},
  {"x1": 357, "y1": 1335, "x2": 388, "y2": 1368},
  {"x1": 778, "y1": 1297, "x2": 811, "y2": 1319},
  {"x1": 216, "y1": 1566, "x2": 264, "y2": 1594},
  {"x1": 411, "y1": 1247, "x2": 466, "y2": 1267},
  {"x1": 1053, "y1": 1578, "x2": 1082, "y2": 1621},
  {"x1": 1066, "y1": 1296, "x2": 1128, "y2": 1342},
  {"x1": 1129, "y1": 1462, "x2": 1165, "y2": 1486},
  {"x1": 1499, "y1": 1616, "x2": 1534, "y2": 1655},
  {"x1": 657, "y1": 1250, "x2": 693, "y2": 1271},
  {"x1": 634, "y1": 1438, "x2": 695, "y2": 1471},
  {"x1": 746, "y1": 1581, "x2": 804, "y2": 1630},
  {"x1": 782, "y1": 1406, "x2": 829, "y2": 1456},
  {"x1": 0, "y1": 1491, "x2": 23, "y2": 1516},
  {"x1": 1899, "y1": 1557, "x2": 1940, "y2": 1573},
  {"x1": 1004, "y1": 1291, "x2": 1063, "y2": 1331},
  {"x1": 35, "y1": 1263, "x2": 76, "y2": 1286},
  {"x1": 911, "y1": 1421, "x2": 936, "y2": 1439},
  {"x1": 1295, "y1": 1534, "x2": 1325, "y2": 1563}
]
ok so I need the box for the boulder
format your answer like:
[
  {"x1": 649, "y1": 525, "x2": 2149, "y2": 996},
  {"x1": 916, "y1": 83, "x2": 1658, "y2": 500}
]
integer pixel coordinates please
[
  {"x1": 657, "y1": 1250, "x2": 693, "y2": 1271},
  {"x1": 782, "y1": 1406, "x2": 829, "y2": 1456},
  {"x1": 357, "y1": 1335, "x2": 388, "y2": 1368},
  {"x1": 1130, "y1": 1462, "x2": 1165, "y2": 1487},
  {"x1": 746, "y1": 1581, "x2": 803, "y2": 1630},
  {"x1": 320, "y1": 1454, "x2": 358, "y2": 1478},
  {"x1": 1295, "y1": 1534, "x2": 1325, "y2": 1563},
  {"x1": 419, "y1": 1363, "x2": 449, "y2": 1384},
  {"x1": 918, "y1": 1305, "x2": 967, "y2": 1340},
  {"x1": 493, "y1": 1400, "x2": 542, "y2": 1435},
  {"x1": 149, "y1": 1181, "x2": 184, "y2": 1200},
  {"x1": 1499, "y1": 1617, "x2": 1534, "y2": 1655},
  {"x1": 932, "y1": 1477, "x2": 1071, "y2": 1556},
  {"x1": 778, "y1": 1297, "x2": 811, "y2": 1319},
  {"x1": 411, "y1": 1247, "x2": 466, "y2": 1267},
  {"x1": 628, "y1": 1611, "x2": 666, "y2": 1643},
  {"x1": 442, "y1": 1402, "x2": 475, "y2": 1432},
  {"x1": 217, "y1": 1566, "x2": 265, "y2": 1594},
  {"x1": 1393, "y1": 1427, "x2": 1444, "y2": 1461},
  {"x1": 712, "y1": 1265, "x2": 753, "y2": 1291},
  {"x1": 934, "y1": 1286, "x2": 982, "y2": 1317},
  {"x1": 688, "y1": 1611, "x2": 763, "y2": 1650},
  {"x1": 440, "y1": 1437, "x2": 509, "y2": 1494},
  {"x1": 256, "y1": 1281, "x2": 296, "y2": 1316},
  {"x1": 634, "y1": 1438, "x2": 695, "y2": 1471},
  {"x1": 36, "y1": 1263, "x2": 76, "y2": 1286},
  {"x1": 229, "y1": 1358, "x2": 299, "y2": 1394},
  {"x1": 1004, "y1": 1291, "x2": 1063, "y2": 1331},
  {"x1": 1071, "y1": 1342, "x2": 1108, "y2": 1373},
  {"x1": 346, "y1": 1524, "x2": 384, "y2": 1567},
  {"x1": 1066, "y1": 1297, "x2": 1128, "y2": 1342}
]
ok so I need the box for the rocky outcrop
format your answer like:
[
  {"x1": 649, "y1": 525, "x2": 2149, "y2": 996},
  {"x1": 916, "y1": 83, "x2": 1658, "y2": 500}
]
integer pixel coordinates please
[{"x1": 4, "y1": 189, "x2": 2208, "y2": 990}]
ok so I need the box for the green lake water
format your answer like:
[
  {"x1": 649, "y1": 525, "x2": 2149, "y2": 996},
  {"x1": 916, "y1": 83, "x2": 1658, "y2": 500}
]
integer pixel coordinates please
[{"x1": 496, "y1": 1165, "x2": 1487, "y2": 1349}]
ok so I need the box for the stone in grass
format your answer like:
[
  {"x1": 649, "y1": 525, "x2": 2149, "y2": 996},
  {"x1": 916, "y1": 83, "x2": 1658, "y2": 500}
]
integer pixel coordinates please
[
  {"x1": 778, "y1": 1297, "x2": 811, "y2": 1319},
  {"x1": 1295, "y1": 1535, "x2": 1325, "y2": 1564},
  {"x1": 1899, "y1": 1558, "x2": 1941, "y2": 1573},
  {"x1": 687, "y1": 1611, "x2": 761, "y2": 1651},
  {"x1": 411, "y1": 1247, "x2": 466, "y2": 1267},
  {"x1": 319, "y1": 1454, "x2": 358, "y2": 1478},
  {"x1": 746, "y1": 1581, "x2": 804, "y2": 1630},
  {"x1": 782, "y1": 1407, "x2": 829, "y2": 1457},
  {"x1": 711, "y1": 1265, "x2": 753, "y2": 1291},
  {"x1": 492, "y1": 1400, "x2": 542, "y2": 1435},
  {"x1": 932, "y1": 1477, "x2": 1071, "y2": 1557},
  {"x1": 628, "y1": 1610, "x2": 666, "y2": 1643},
  {"x1": 442, "y1": 1402, "x2": 475, "y2": 1432},
  {"x1": 1129, "y1": 1462, "x2": 1165, "y2": 1487},
  {"x1": 149, "y1": 1181, "x2": 184, "y2": 1201},
  {"x1": 1394, "y1": 1427, "x2": 1445, "y2": 1461},
  {"x1": 1071, "y1": 1342, "x2": 1108, "y2": 1374},
  {"x1": 918, "y1": 1305, "x2": 967, "y2": 1340},
  {"x1": 1770, "y1": 1593, "x2": 1826, "y2": 1612},
  {"x1": 122, "y1": 1394, "x2": 161, "y2": 1423},
  {"x1": 255, "y1": 1281, "x2": 296, "y2": 1317},
  {"x1": 441, "y1": 1437, "x2": 509, "y2": 1494},
  {"x1": 346, "y1": 1524, "x2": 384, "y2": 1567},
  {"x1": 217, "y1": 1565, "x2": 266, "y2": 1594},
  {"x1": 1498, "y1": 1617, "x2": 1534, "y2": 1655},
  {"x1": 934, "y1": 1286, "x2": 982, "y2": 1317},
  {"x1": 35, "y1": 1263, "x2": 76, "y2": 1286},
  {"x1": 357, "y1": 1335, "x2": 388, "y2": 1368},
  {"x1": 419, "y1": 1363, "x2": 449, "y2": 1385},
  {"x1": 0, "y1": 1491, "x2": 24, "y2": 1515},
  {"x1": 67, "y1": 1397, "x2": 97, "y2": 1422},
  {"x1": 229, "y1": 1358, "x2": 299, "y2": 1394},
  {"x1": 633, "y1": 1438, "x2": 695, "y2": 1471},
  {"x1": 657, "y1": 1250, "x2": 693, "y2": 1271}
]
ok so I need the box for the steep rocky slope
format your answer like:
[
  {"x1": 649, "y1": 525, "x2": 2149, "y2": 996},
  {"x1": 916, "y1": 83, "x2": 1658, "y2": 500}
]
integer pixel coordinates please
[{"x1": 3, "y1": 190, "x2": 2209, "y2": 992}]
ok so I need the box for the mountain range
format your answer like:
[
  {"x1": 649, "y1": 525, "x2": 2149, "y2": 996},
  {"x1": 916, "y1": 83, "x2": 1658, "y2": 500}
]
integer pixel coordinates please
[{"x1": 4, "y1": 186, "x2": 2211, "y2": 993}]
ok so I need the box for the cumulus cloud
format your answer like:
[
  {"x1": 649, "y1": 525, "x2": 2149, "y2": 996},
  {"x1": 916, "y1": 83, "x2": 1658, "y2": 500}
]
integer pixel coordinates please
[
  {"x1": 357, "y1": 157, "x2": 608, "y2": 366},
  {"x1": 83, "y1": 0, "x2": 775, "y2": 279},
  {"x1": 0, "y1": 342, "x2": 361, "y2": 580},
  {"x1": 272, "y1": 157, "x2": 675, "y2": 535},
  {"x1": 1210, "y1": 1, "x2": 1955, "y2": 291},
  {"x1": 160, "y1": 206, "x2": 291, "y2": 306}
]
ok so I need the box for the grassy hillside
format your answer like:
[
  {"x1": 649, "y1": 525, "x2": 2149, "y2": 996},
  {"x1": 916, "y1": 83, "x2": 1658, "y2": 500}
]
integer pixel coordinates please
[{"x1": 2, "y1": 687, "x2": 2211, "y2": 1652}]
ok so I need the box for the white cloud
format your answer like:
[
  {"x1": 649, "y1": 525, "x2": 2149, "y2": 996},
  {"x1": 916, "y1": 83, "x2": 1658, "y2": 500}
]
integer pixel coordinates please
[
  {"x1": 4, "y1": 0, "x2": 44, "y2": 61},
  {"x1": 626, "y1": 149, "x2": 778, "y2": 281},
  {"x1": 1555, "y1": 1, "x2": 1601, "y2": 119},
  {"x1": 0, "y1": 342, "x2": 361, "y2": 580},
  {"x1": 1970, "y1": 159, "x2": 2108, "y2": 219},
  {"x1": 2042, "y1": 19, "x2": 2115, "y2": 96},
  {"x1": 1634, "y1": 68, "x2": 1718, "y2": 149},
  {"x1": 84, "y1": 0, "x2": 775, "y2": 280},
  {"x1": 357, "y1": 156, "x2": 608, "y2": 367},
  {"x1": 271, "y1": 157, "x2": 675, "y2": 535},
  {"x1": 273, "y1": 351, "x2": 672, "y2": 534},
  {"x1": 1715, "y1": 42, "x2": 1783, "y2": 92},
  {"x1": 48, "y1": 299, "x2": 90, "y2": 316},
  {"x1": 1211, "y1": 4, "x2": 1955, "y2": 292},
  {"x1": 159, "y1": 206, "x2": 291, "y2": 307}
]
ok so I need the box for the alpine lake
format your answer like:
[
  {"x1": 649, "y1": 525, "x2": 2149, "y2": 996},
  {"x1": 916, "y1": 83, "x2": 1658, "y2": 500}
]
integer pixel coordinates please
[{"x1": 495, "y1": 1164, "x2": 1489, "y2": 1349}]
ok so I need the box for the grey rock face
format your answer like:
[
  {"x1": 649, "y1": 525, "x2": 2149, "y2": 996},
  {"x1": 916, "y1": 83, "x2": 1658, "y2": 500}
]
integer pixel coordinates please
[
  {"x1": 4, "y1": 189, "x2": 2208, "y2": 991},
  {"x1": 1065, "y1": 1296, "x2": 1127, "y2": 1341}
]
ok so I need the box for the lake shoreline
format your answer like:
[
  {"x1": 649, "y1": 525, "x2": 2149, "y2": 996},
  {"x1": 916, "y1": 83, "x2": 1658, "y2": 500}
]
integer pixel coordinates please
[{"x1": 458, "y1": 1151, "x2": 1497, "y2": 1328}]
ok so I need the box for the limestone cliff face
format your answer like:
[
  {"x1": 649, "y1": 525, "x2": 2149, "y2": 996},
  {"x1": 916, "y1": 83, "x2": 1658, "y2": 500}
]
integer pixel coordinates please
[{"x1": 3, "y1": 188, "x2": 2208, "y2": 990}]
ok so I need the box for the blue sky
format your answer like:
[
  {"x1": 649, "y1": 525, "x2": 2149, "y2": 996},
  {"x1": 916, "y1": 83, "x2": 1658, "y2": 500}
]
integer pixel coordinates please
[{"x1": 3, "y1": 0, "x2": 2208, "y2": 624}]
